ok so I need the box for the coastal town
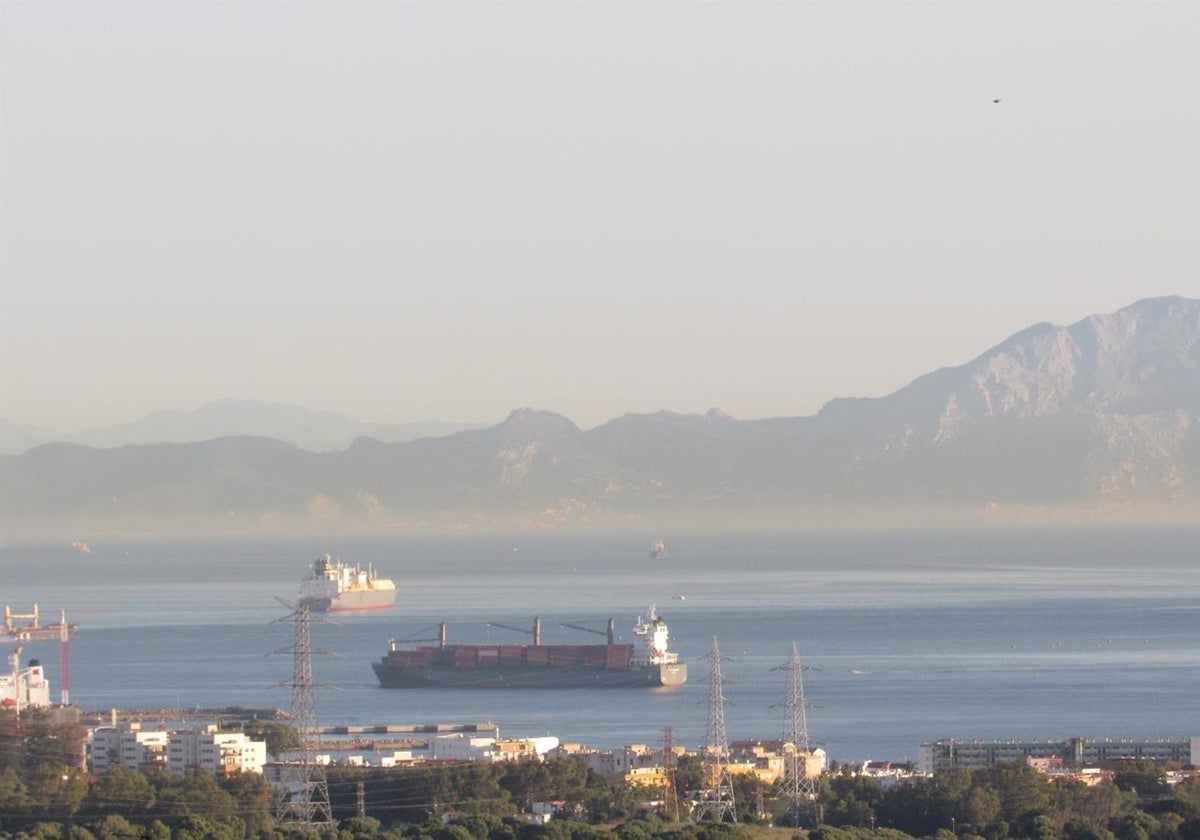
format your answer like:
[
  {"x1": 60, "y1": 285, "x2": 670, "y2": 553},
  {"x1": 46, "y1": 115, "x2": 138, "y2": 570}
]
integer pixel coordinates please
[{"x1": 5, "y1": 627, "x2": 1198, "y2": 830}]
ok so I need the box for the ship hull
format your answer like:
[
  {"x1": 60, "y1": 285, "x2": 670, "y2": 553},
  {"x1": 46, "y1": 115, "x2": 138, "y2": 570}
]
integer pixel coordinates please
[
  {"x1": 372, "y1": 660, "x2": 686, "y2": 689},
  {"x1": 315, "y1": 588, "x2": 397, "y2": 612}
]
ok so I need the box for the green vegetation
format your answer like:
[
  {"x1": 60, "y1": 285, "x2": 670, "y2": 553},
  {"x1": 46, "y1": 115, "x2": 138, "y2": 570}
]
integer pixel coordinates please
[{"x1": 2, "y1": 710, "x2": 1197, "y2": 840}]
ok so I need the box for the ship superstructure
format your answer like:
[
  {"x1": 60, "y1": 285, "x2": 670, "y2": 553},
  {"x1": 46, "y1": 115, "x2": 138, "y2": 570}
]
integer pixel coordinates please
[
  {"x1": 372, "y1": 606, "x2": 687, "y2": 689},
  {"x1": 630, "y1": 604, "x2": 681, "y2": 670},
  {"x1": 0, "y1": 656, "x2": 51, "y2": 711},
  {"x1": 2, "y1": 604, "x2": 75, "y2": 709},
  {"x1": 299, "y1": 555, "x2": 396, "y2": 612}
]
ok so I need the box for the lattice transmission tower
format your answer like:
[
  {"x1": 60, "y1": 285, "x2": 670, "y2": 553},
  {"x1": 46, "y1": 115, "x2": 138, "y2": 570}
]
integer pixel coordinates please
[
  {"x1": 273, "y1": 598, "x2": 334, "y2": 830},
  {"x1": 779, "y1": 642, "x2": 821, "y2": 827},
  {"x1": 693, "y1": 637, "x2": 736, "y2": 822},
  {"x1": 661, "y1": 725, "x2": 680, "y2": 822}
]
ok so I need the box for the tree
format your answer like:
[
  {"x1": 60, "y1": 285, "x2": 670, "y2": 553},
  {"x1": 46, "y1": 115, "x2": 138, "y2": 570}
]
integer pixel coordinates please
[
  {"x1": 1178, "y1": 817, "x2": 1200, "y2": 840},
  {"x1": 1111, "y1": 761, "x2": 1168, "y2": 801},
  {"x1": 25, "y1": 763, "x2": 86, "y2": 822},
  {"x1": 86, "y1": 764, "x2": 157, "y2": 818},
  {"x1": 3, "y1": 709, "x2": 88, "y2": 773},
  {"x1": 153, "y1": 768, "x2": 239, "y2": 822},
  {"x1": 1061, "y1": 817, "x2": 1117, "y2": 840},
  {"x1": 244, "y1": 720, "x2": 302, "y2": 760},
  {"x1": 977, "y1": 762, "x2": 1052, "y2": 822},
  {"x1": 675, "y1": 756, "x2": 706, "y2": 798},
  {"x1": 0, "y1": 766, "x2": 30, "y2": 824},
  {"x1": 218, "y1": 769, "x2": 274, "y2": 834},
  {"x1": 731, "y1": 773, "x2": 771, "y2": 823},
  {"x1": 341, "y1": 815, "x2": 385, "y2": 838},
  {"x1": 1056, "y1": 781, "x2": 1129, "y2": 829},
  {"x1": 962, "y1": 784, "x2": 1001, "y2": 828},
  {"x1": 822, "y1": 774, "x2": 882, "y2": 827},
  {"x1": 1108, "y1": 811, "x2": 1157, "y2": 840},
  {"x1": 92, "y1": 813, "x2": 140, "y2": 840},
  {"x1": 1174, "y1": 775, "x2": 1200, "y2": 816}
]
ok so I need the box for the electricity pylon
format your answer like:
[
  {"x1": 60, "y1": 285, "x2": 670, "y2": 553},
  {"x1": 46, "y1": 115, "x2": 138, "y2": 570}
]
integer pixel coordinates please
[
  {"x1": 779, "y1": 642, "x2": 820, "y2": 827},
  {"x1": 273, "y1": 597, "x2": 334, "y2": 830},
  {"x1": 693, "y1": 637, "x2": 736, "y2": 822},
  {"x1": 661, "y1": 725, "x2": 680, "y2": 822}
]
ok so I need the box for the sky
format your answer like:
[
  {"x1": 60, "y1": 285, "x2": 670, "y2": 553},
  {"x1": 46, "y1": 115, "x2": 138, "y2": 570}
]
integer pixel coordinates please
[{"x1": 2, "y1": 1, "x2": 1198, "y2": 433}]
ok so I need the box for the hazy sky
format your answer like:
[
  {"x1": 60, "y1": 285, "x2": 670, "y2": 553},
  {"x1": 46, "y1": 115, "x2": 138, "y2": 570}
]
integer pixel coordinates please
[{"x1": 2, "y1": 1, "x2": 1197, "y2": 432}]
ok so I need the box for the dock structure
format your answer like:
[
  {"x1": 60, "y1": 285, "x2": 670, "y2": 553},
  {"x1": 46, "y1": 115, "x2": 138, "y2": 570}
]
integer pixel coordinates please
[
  {"x1": 82, "y1": 707, "x2": 499, "y2": 739},
  {"x1": 318, "y1": 722, "x2": 499, "y2": 736}
]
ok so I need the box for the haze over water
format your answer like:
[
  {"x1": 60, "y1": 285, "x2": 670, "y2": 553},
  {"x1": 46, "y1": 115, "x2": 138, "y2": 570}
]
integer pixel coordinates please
[{"x1": 2, "y1": 526, "x2": 1195, "y2": 763}]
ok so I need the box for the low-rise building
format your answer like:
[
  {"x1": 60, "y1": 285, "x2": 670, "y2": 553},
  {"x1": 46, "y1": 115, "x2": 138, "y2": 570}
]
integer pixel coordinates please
[
  {"x1": 730, "y1": 739, "x2": 826, "y2": 781},
  {"x1": 87, "y1": 723, "x2": 266, "y2": 776},
  {"x1": 529, "y1": 801, "x2": 568, "y2": 824},
  {"x1": 623, "y1": 765, "x2": 669, "y2": 788},
  {"x1": 88, "y1": 722, "x2": 170, "y2": 774},
  {"x1": 429, "y1": 732, "x2": 559, "y2": 762},
  {"x1": 167, "y1": 725, "x2": 267, "y2": 776}
]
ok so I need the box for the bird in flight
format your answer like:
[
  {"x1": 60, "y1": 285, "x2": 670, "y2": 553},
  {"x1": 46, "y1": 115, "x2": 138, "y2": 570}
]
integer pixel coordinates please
[{"x1": 993, "y1": 98, "x2": 1003, "y2": 104}]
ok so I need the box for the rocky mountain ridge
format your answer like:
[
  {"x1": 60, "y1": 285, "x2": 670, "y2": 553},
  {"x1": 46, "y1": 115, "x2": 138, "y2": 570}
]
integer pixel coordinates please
[{"x1": 2, "y1": 296, "x2": 1196, "y2": 536}]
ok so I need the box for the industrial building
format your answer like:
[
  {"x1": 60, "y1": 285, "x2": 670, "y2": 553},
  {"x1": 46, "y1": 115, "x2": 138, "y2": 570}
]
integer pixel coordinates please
[{"x1": 919, "y1": 737, "x2": 1197, "y2": 773}]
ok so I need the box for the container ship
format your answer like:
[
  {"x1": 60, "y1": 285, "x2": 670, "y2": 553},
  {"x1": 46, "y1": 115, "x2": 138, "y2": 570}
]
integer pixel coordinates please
[
  {"x1": 372, "y1": 605, "x2": 687, "y2": 689},
  {"x1": 299, "y1": 554, "x2": 396, "y2": 612}
]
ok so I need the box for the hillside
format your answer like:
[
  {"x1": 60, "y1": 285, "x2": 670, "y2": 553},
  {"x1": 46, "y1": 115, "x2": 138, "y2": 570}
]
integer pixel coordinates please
[{"x1": 2, "y1": 297, "x2": 1196, "y2": 537}]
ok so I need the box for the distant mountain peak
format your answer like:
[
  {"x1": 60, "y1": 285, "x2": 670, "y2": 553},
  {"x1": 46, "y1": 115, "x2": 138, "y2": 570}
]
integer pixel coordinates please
[
  {"x1": 2, "y1": 296, "x2": 1197, "y2": 534},
  {"x1": 0, "y1": 400, "x2": 486, "y2": 455},
  {"x1": 499, "y1": 408, "x2": 581, "y2": 445}
]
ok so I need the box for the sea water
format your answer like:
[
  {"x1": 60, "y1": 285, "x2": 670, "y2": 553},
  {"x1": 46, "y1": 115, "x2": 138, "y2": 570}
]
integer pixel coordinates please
[{"x1": 1, "y1": 526, "x2": 1196, "y2": 763}]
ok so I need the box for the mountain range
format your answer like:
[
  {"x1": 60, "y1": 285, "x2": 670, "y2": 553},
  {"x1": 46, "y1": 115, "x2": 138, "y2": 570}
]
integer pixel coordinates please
[
  {"x1": 2, "y1": 296, "x2": 1197, "y2": 538},
  {"x1": 0, "y1": 401, "x2": 482, "y2": 455}
]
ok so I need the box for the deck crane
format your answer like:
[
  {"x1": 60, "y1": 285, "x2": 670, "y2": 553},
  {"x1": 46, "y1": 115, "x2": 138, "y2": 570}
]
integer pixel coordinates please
[
  {"x1": 2, "y1": 604, "x2": 76, "y2": 710},
  {"x1": 560, "y1": 618, "x2": 616, "y2": 644},
  {"x1": 387, "y1": 624, "x2": 448, "y2": 651},
  {"x1": 486, "y1": 617, "x2": 542, "y2": 645}
]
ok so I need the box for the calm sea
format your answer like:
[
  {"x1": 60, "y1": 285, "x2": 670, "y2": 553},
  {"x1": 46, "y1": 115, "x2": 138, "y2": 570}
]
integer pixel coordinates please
[{"x1": 1, "y1": 527, "x2": 1196, "y2": 763}]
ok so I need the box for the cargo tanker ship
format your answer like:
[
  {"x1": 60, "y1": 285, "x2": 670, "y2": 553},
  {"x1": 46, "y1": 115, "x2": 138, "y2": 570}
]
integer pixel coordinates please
[
  {"x1": 299, "y1": 554, "x2": 396, "y2": 612},
  {"x1": 372, "y1": 605, "x2": 687, "y2": 689}
]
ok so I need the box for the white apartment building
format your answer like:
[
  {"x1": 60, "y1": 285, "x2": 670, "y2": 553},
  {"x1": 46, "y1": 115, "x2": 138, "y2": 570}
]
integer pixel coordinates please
[
  {"x1": 88, "y1": 723, "x2": 170, "y2": 774},
  {"x1": 429, "y1": 732, "x2": 559, "y2": 762},
  {"x1": 87, "y1": 723, "x2": 266, "y2": 776},
  {"x1": 168, "y1": 725, "x2": 267, "y2": 776}
]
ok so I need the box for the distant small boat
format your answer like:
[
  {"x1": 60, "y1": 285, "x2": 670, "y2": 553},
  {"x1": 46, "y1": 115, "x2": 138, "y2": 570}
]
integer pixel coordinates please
[
  {"x1": 673, "y1": 593, "x2": 686, "y2": 601},
  {"x1": 71, "y1": 540, "x2": 91, "y2": 554},
  {"x1": 650, "y1": 540, "x2": 666, "y2": 559}
]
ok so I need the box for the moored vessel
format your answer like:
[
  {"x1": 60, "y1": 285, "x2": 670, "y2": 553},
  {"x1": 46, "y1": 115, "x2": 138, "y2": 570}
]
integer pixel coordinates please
[
  {"x1": 299, "y1": 554, "x2": 396, "y2": 612},
  {"x1": 372, "y1": 605, "x2": 686, "y2": 689}
]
